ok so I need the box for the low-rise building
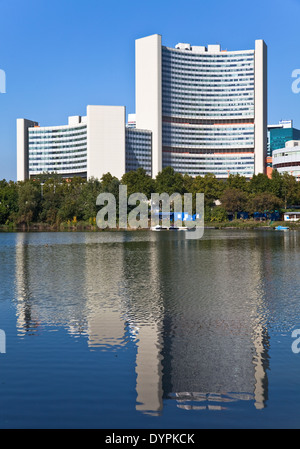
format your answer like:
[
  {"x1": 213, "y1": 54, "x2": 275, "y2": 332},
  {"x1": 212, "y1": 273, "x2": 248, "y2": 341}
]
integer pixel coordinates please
[
  {"x1": 272, "y1": 140, "x2": 300, "y2": 179},
  {"x1": 283, "y1": 211, "x2": 300, "y2": 222}
]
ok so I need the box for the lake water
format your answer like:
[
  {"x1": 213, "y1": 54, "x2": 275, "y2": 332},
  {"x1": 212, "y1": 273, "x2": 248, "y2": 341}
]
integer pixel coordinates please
[{"x1": 0, "y1": 229, "x2": 300, "y2": 429}]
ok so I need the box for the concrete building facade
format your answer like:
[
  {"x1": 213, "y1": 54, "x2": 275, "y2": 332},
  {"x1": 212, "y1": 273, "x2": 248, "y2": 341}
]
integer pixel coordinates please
[{"x1": 272, "y1": 140, "x2": 300, "y2": 179}]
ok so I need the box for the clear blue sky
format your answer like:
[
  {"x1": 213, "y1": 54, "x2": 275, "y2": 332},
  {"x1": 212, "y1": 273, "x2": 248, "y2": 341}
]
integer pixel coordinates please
[{"x1": 1, "y1": 0, "x2": 300, "y2": 181}]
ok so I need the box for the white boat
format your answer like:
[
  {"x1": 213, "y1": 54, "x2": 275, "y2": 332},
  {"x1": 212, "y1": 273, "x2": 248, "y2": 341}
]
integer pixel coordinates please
[
  {"x1": 150, "y1": 225, "x2": 194, "y2": 231},
  {"x1": 150, "y1": 225, "x2": 168, "y2": 231}
]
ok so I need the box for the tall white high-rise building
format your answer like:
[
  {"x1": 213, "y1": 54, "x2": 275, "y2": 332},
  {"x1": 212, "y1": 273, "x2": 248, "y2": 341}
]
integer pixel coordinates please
[{"x1": 136, "y1": 34, "x2": 267, "y2": 178}]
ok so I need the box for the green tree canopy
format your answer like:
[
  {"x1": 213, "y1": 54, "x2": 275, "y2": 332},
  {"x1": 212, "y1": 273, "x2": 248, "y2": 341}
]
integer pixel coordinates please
[
  {"x1": 220, "y1": 188, "x2": 248, "y2": 213},
  {"x1": 248, "y1": 192, "x2": 283, "y2": 214},
  {"x1": 191, "y1": 173, "x2": 224, "y2": 208},
  {"x1": 248, "y1": 173, "x2": 272, "y2": 194},
  {"x1": 154, "y1": 166, "x2": 185, "y2": 195},
  {"x1": 121, "y1": 168, "x2": 155, "y2": 198},
  {"x1": 226, "y1": 174, "x2": 249, "y2": 192},
  {"x1": 16, "y1": 179, "x2": 42, "y2": 226},
  {"x1": 0, "y1": 180, "x2": 18, "y2": 224}
]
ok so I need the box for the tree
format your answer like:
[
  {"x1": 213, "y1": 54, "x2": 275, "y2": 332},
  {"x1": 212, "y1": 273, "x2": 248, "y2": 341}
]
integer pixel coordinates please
[
  {"x1": 248, "y1": 173, "x2": 272, "y2": 195},
  {"x1": 100, "y1": 173, "x2": 120, "y2": 196},
  {"x1": 220, "y1": 188, "x2": 248, "y2": 213},
  {"x1": 16, "y1": 180, "x2": 42, "y2": 226},
  {"x1": 38, "y1": 177, "x2": 68, "y2": 224},
  {"x1": 182, "y1": 173, "x2": 193, "y2": 193},
  {"x1": 280, "y1": 172, "x2": 299, "y2": 208},
  {"x1": 56, "y1": 177, "x2": 86, "y2": 222},
  {"x1": 248, "y1": 192, "x2": 283, "y2": 214},
  {"x1": 226, "y1": 174, "x2": 249, "y2": 192},
  {"x1": 0, "y1": 180, "x2": 18, "y2": 224},
  {"x1": 270, "y1": 169, "x2": 283, "y2": 198},
  {"x1": 154, "y1": 166, "x2": 185, "y2": 195},
  {"x1": 121, "y1": 168, "x2": 155, "y2": 198},
  {"x1": 191, "y1": 173, "x2": 224, "y2": 208},
  {"x1": 79, "y1": 177, "x2": 102, "y2": 222},
  {"x1": 210, "y1": 206, "x2": 228, "y2": 223}
]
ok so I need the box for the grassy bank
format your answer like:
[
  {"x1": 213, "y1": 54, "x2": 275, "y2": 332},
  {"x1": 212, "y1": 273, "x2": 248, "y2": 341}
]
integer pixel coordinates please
[
  {"x1": 1, "y1": 219, "x2": 299, "y2": 232},
  {"x1": 206, "y1": 220, "x2": 300, "y2": 230}
]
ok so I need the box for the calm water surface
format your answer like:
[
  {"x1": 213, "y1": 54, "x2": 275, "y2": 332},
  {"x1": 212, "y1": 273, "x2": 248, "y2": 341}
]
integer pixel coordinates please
[{"x1": 0, "y1": 229, "x2": 300, "y2": 429}]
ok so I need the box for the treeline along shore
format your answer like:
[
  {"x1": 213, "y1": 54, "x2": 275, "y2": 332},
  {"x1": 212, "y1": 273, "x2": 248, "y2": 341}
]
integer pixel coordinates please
[{"x1": 1, "y1": 167, "x2": 300, "y2": 231}]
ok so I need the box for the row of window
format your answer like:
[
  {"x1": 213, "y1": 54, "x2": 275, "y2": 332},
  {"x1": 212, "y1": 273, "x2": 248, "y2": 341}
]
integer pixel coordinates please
[
  {"x1": 162, "y1": 76, "x2": 254, "y2": 87},
  {"x1": 163, "y1": 48, "x2": 254, "y2": 59},
  {"x1": 30, "y1": 164, "x2": 87, "y2": 170},
  {"x1": 29, "y1": 125, "x2": 87, "y2": 134},
  {"x1": 163, "y1": 136, "x2": 254, "y2": 142},
  {"x1": 163, "y1": 86, "x2": 254, "y2": 95},
  {"x1": 29, "y1": 138, "x2": 87, "y2": 147},
  {"x1": 28, "y1": 131, "x2": 87, "y2": 140},
  {"x1": 162, "y1": 68, "x2": 254, "y2": 77},
  {"x1": 163, "y1": 133, "x2": 254, "y2": 139},
  {"x1": 162, "y1": 58, "x2": 254, "y2": 67},
  {"x1": 163, "y1": 155, "x2": 254, "y2": 161},
  {"x1": 162, "y1": 166, "x2": 253, "y2": 177},
  {"x1": 163, "y1": 146, "x2": 254, "y2": 153},
  {"x1": 162, "y1": 100, "x2": 254, "y2": 108},
  {"x1": 29, "y1": 143, "x2": 87, "y2": 150},
  {"x1": 273, "y1": 151, "x2": 300, "y2": 158},
  {"x1": 162, "y1": 90, "x2": 254, "y2": 99},
  {"x1": 29, "y1": 154, "x2": 87, "y2": 161},
  {"x1": 162, "y1": 109, "x2": 254, "y2": 116},
  {"x1": 162, "y1": 89, "x2": 254, "y2": 97},
  {"x1": 162, "y1": 67, "x2": 254, "y2": 74},
  {"x1": 163, "y1": 124, "x2": 254, "y2": 132},
  {"x1": 29, "y1": 165, "x2": 87, "y2": 172}
]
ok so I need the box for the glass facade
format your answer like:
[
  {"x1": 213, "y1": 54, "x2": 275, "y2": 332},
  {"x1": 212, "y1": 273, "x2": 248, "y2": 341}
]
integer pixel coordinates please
[
  {"x1": 163, "y1": 152, "x2": 254, "y2": 177},
  {"x1": 28, "y1": 121, "x2": 153, "y2": 179},
  {"x1": 125, "y1": 128, "x2": 152, "y2": 176},
  {"x1": 161, "y1": 46, "x2": 255, "y2": 178},
  {"x1": 28, "y1": 124, "x2": 87, "y2": 178},
  {"x1": 268, "y1": 127, "x2": 300, "y2": 157}
]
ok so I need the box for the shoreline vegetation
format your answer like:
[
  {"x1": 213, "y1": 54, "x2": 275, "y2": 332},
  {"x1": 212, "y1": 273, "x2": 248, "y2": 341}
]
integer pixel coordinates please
[
  {"x1": 1, "y1": 167, "x2": 300, "y2": 232},
  {"x1": 1, "y1": 219, "x2": 300, "y2": 233}
]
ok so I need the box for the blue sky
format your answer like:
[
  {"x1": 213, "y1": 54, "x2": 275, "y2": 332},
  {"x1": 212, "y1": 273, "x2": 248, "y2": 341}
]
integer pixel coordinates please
[{"x1": 1, "y1": 0, "x2": 300, "y2": 181}]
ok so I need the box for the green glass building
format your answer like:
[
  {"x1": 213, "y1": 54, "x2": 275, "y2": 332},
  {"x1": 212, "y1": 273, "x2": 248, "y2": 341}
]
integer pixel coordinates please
[{"x1": 268, "y1": 120, "x2": 300, "y2": 157}]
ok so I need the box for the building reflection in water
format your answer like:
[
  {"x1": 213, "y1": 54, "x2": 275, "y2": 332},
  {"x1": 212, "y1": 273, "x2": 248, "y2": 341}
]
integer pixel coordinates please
[
  {"x1": 15, "y1": 233, "x2": 40, "y2": 335},
  {"x1": 14, "y1": 230, "x2": 283, "y2": 414},
  {"x1": 119, "y1": 239, "x2": 164, "y2": 415}
]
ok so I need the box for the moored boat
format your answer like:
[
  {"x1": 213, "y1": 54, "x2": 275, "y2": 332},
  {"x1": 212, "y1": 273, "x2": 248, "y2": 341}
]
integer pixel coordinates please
[{"x1": 275, "y1": 225, "x2": 289, "y2": 231}]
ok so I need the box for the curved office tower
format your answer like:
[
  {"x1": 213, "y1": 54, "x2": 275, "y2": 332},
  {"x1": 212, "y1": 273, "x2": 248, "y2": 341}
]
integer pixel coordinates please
[
  {"x1": 27, "y1": 117, "x2": 88, "y2": 178},
  {"x1": 17, "y1": 106, "x2": 127, "y2": 181},
  {"x1": 135, "y1": 35, "x2": 267, "y2": 178}
]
